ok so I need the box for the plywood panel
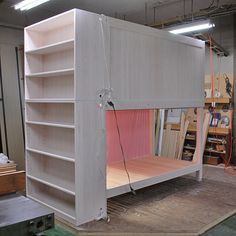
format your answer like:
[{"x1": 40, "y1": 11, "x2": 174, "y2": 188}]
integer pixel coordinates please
[
  {"x1": 75, "y1": 101, "x2": 106, "y2": 225},
  {"x1": 108, "y1": 18, "x2": 205, "y2": 109},
  {"x1": 107, "y1": 156, "x2": 196, "y2": 190}
]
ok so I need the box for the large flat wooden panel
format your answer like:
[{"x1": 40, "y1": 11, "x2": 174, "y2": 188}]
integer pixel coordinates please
[
  {"x1": 107, "y1": 156, "x2": 200, "y2": 198},
  {"x1": 75, "y1": 101, "x2": 107, "y2": 225},
  {"x1": 107, "y1": 156, "x2": 194, "y2": 189},
  {"x1": 108, "y1": 18, "x2": 205, "y2": 109}
]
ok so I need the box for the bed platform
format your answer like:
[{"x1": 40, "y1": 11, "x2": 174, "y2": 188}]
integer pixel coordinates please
[
  {"x1": 107, "y1": 156, "x2": 200, "y2": 198},
  {"x1": 24, "y1": 9, "x2": 205, "y2": 226}
]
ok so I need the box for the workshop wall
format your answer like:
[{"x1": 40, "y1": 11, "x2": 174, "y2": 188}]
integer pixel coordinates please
[{"x1": 0, "y1": 27, "x2": 25, "y2": 169}]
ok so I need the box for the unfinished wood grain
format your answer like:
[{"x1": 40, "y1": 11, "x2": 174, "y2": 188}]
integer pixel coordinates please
[
  {"x1": 193, "y1": 112, "x2": 211, "y2": 162},
  {"x1": 177, "y1": 117, "x2": 190, "y2": 160},
  {"x1": 0, "y1": 171, "x2": 25, "y2": 195},
  {"x1": 107, "y1": 156, "x2": 195, "y2": 190},
  {"x1": 161, "y1": 124, "x2": 171, "y2": 157}
]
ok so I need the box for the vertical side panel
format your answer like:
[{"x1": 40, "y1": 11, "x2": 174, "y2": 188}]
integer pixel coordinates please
[
  {"x1": 76, "y1": 101, "x2": 106, "y2": 225},
  {"x1": 75, "y1": 10, "x2": 107, "y2": 225}
]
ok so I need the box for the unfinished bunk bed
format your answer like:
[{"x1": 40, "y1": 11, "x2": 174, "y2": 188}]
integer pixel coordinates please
[{"x1": 24, "y1": 9, "x2": 205, "y2": 226}]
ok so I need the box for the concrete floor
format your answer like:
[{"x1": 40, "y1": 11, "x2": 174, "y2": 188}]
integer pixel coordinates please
[
  {"x1": 202, "y1": 214, "x2": 236, "y2": 236},
  {"x1": 57, "y1": 165, "x2": 236, "y2": 235}
]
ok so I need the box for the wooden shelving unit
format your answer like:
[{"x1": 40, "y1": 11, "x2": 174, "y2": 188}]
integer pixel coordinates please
[
  {"x1": 25, "y1": 9, "x2": 205, "y2": 226},
  {"x1": 25, "y1": 10, "x2": 76, "y2": 224},
  {"x1": 181, "y1": 97, "x2": 232, "y2": 165}
]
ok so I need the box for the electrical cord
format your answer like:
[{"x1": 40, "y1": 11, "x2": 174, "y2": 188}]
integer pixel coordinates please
[{"x1": 107, "y1": 100, "x2": 136, "y2": 195}]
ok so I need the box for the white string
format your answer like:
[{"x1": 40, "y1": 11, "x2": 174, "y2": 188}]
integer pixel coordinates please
[{"x1": 99, "y1": 15, "x2": 112, "y2": 92}]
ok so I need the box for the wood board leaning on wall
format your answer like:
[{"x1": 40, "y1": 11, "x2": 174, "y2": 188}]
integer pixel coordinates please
[
  {"x1": 160, "y1": 110, "x2": 211, "y2": 162},
  {"x1": 159, "y1": 73, "x2": 233, "y2": 164}
]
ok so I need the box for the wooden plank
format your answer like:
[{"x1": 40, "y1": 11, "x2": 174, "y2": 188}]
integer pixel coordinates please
[
  {"x1": 193, "y1": 113, "x2": 211, "y2": 162},
  {"x1": 168, "y1": 130, "x2": 178, "y2": 158},
  {"x1": 0, "y1": 171, "x2": 25, "y2": 195},
  {"x1": 205, "y1": 98, "x2": 231, "y2": 104},
  {"x1": 170, "y1": 123, "x2": 229, "y2": 135},
  {"x1": 177, "y1": 118, "x2": 190, "y2": 160},
  {"x1": 161, "y1": 124, "x2": 171, "y2": 157}
]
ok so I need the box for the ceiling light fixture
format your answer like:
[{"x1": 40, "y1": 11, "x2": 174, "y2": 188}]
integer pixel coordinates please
[
  {"x1": 168, "y1": 20, "x2": 215, "y2": 35},
  {"x1": 14, "y1": 0, "x2": 51, "y2": 11}
]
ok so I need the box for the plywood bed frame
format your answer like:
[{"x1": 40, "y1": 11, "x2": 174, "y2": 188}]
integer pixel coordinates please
[{"x1": 24, "y1": 9, "x2": 205, "y2": 225}]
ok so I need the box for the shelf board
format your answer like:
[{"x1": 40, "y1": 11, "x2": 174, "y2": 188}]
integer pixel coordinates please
[
  {"x1": 27, "y1": 174, "x2": 75, "y2": 196},
  {"x1": 207, "y1": 140, "x2": 224, "y2": 144},
  {"x1": 185, "y1": 137, "x2": 196, "y2": 141},
  {"x1": 170, "y1": 123, "x2": 230, "y2": 135},
  {"x1": 26, "y1": 121, "x2": 75, "y2": 129},
  {"x1": 205, "y1": 97, "x2": 231, "y2": 104},
  {"x1": 204, "y1": 149, "x2": 226, "y2": 154},
  {"x1": 26, "y1": 68, "x2": 74, "y2": 78},
  {"x1": 25, "y1": 99, "x2": 74, "y2": 103},
  {"x1": 185, "y1": 137, "x2": 225, "y2": 144},
  {"x1": 183, "y1": 146, "x2": 195, "y2": 150},
  {"x1": 28, "y1": 195, "x2": 76, "y2": 222},
  {"x1": 25, "y1": 39, "x2": 74, "y2": 55},
  {"x1": 27, "y1": 148, "x2": 75, "y2": 163}
]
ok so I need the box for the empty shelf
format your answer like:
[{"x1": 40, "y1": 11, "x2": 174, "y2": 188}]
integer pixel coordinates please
[
  {"x1": 107, "y1": 156, "x2": 199, "y2": 198},
  {"x1": 27, "y1": 175, "x2": 75, "y2": 196},
  {"x1": 28, "y1": 178, "x2": 76, "y2": 220},
  {"x1": 25, "y1": 39, "x2": 74, "y2": 55},
  {"x1": 27, "y1": 148, "x2": 75, "y2": 163},
  {"x1": 25, "y1": 99, "x2": 74, "y2": 103},
  {"x1": 26, "y1": 68, "x2": 74, "y2": 78},
  {"x1": 26, "y1": 103, "x2": 74, "y2": 126},
  {"x1": 26, "y1": 121, "x2": 75, "y2": 129}
]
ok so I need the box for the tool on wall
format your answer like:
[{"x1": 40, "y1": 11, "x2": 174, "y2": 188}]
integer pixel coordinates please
[{"x1": 223, "y1": 73, "x2": 232, "y2": 97}]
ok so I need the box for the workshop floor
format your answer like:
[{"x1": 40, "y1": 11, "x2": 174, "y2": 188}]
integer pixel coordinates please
[{"x1": 49, "y1": 165, "x2": 236, "y2": 235}]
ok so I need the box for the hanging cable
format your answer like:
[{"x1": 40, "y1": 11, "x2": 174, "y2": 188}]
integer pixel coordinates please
[{"x1": 107, "y1": 101, "x2": 136, "y2": 195}]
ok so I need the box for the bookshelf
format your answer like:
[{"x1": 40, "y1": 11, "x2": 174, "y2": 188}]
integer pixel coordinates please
[{"x1": 25, "y1": 10, "x2": 76, "y2": 224}]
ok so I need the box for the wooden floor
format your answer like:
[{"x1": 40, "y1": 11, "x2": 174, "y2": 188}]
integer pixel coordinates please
[{"x1": 107, "y1": 156, "x2": 195, "y2": 190}]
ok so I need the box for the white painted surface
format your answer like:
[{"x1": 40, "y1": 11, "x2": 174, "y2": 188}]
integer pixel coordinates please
[{"x1": 25, "y1": 9, "x2": 204, "y2": 226}]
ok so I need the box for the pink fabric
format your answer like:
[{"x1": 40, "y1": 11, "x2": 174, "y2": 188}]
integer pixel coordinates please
[{"x1": 106, "y1": 109, "x2": 152, "y2": 164}]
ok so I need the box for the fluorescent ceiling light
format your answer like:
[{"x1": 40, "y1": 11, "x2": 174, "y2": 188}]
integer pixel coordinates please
[
  {"x1": 169, "y1": 21, "x2": 215, "y2": 34},
  {"x1": 14, "y1": 0, "x2": 51, "y2": 11}
]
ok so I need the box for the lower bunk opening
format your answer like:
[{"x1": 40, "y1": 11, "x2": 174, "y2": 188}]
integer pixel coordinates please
[{"x1": 106, "y1": 108, "x2": 202, "y2": 198}]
